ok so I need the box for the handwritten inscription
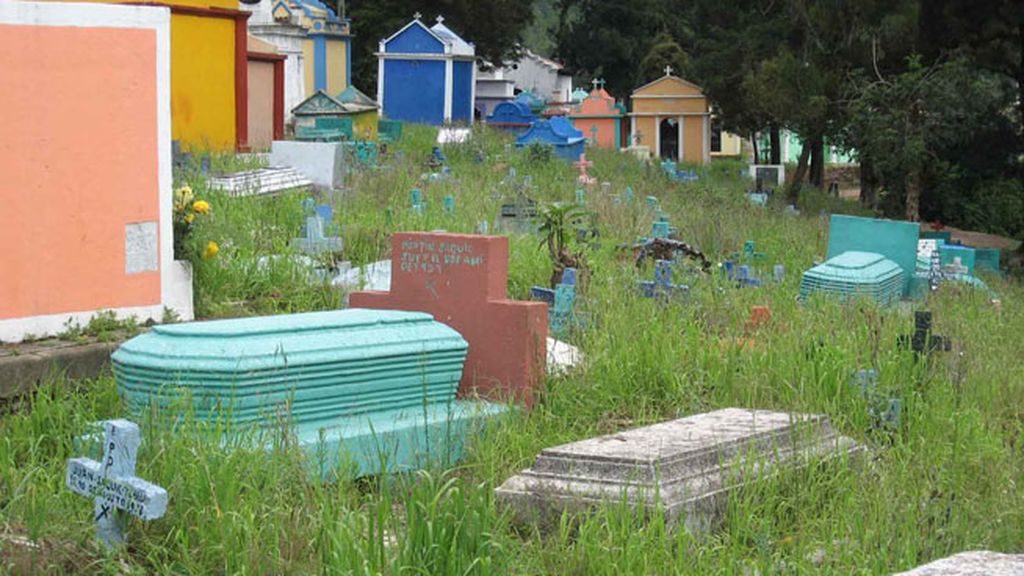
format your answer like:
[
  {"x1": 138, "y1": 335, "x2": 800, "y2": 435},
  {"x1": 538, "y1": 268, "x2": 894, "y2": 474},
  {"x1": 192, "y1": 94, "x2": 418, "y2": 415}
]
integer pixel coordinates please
[
  {"x1": 67, "y1": 458, "x2": 166, "y2": 520},
  {"x1": 398, "y1": 239, "x2": 485, "y2": 275}
]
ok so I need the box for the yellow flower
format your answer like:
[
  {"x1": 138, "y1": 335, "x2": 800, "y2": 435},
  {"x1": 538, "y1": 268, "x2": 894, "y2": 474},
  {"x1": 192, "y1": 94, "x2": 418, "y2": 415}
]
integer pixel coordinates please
[
  {"x1": 202, "y1": 241, "x2": 219, "y2": 259},
  {"x1": 192, "y1": 200, "x2": 211, "y2": 214},
  {"x1": 184, "y1": 214, "x2": 195, "y2": 224}
]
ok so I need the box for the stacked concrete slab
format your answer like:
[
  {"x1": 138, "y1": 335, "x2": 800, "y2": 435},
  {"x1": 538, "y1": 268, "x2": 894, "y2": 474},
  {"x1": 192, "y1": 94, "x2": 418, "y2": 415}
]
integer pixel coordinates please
[{"x1": 497, "y1": 408, "x2": 863, "y2": 531}]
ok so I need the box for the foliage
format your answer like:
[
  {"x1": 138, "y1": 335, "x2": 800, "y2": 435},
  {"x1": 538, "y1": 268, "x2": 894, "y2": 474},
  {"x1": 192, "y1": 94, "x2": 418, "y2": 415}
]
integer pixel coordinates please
[
  {"x1": 536, "y1": 201, "x2": 588, "y2": 286},
  {"x1": 525, "y1": 141, "x2": 554, "y2": 163},
  {"x1": 172, "y1": 184, "x2": 215, "y2": 259}
]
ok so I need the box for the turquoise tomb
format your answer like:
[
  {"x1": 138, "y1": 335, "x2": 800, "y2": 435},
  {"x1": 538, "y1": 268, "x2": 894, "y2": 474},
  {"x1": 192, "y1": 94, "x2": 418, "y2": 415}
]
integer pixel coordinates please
[{"x1": 112, "y1": 309, "x2": 506, "y2": 478}]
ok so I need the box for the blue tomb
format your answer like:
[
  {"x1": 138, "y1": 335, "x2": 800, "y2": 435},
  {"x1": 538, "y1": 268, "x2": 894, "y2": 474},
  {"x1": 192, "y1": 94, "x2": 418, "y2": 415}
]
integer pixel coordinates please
[
  {"x1": 487, "y1": 100, "x2": 535, "y2": 132},
  {"x1": 377, "y1": 15, "x2": 475, "y2": 125},
  {"x1": 112, "y1": 309, "x2": 506, "y2": 478},
  {"x1": 515, "y1": 117, "x2": 585, "y2": 161}
]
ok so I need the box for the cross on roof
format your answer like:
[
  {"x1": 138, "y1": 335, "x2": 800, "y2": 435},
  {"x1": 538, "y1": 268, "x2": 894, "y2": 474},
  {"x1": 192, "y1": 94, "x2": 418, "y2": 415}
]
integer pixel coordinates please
[
  {"x1": 435, "y1": 15, "x2": 444, "y2": 24},
  {"x1": 664, "y1": 65, "x2": 674, "y2": 76},
  {"x1": 591, "y1": 78, "x2": 599, "y2": 90},
  {"x1": 413, "y1": 11, "x2": 422, "y2": 19},
  {"x1": 597, "y1": 78, "x2": 606, "y2": 89}
]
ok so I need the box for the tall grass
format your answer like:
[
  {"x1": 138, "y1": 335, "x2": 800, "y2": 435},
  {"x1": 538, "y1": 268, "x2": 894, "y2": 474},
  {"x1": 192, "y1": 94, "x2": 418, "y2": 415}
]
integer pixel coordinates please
[{"x1": 1, "y1": 125, "x2": 1021, "y2": 574}]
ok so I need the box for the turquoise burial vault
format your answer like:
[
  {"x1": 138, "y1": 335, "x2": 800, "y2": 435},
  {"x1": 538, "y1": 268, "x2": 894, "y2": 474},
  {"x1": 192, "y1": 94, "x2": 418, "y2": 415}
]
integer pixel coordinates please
[{"x1": 112, "y1": 309, "x2": 506, "y2": 478}]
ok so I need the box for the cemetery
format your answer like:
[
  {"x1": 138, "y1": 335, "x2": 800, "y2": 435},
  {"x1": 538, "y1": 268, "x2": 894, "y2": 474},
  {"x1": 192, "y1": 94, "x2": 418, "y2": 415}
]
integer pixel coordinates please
[{"x1": 1, "y1": 1, "x2": 1022, "y2": 574}]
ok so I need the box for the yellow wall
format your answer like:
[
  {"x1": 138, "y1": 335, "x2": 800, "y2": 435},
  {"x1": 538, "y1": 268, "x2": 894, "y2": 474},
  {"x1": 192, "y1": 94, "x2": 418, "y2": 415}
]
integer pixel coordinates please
[
  {"x1": 326, "y1": 39, "x2": 347, "y2": 94},
  {"x1": 44, "y1": 0, "x2": 239, "y2": 150},
  {"x1": 351, "y1": 109, "x2": 378, "y2": 139},
  {"x1": 634, "y1": 117, "x2": 657, "y2": 150},
  {"x1": 712, "y1": 131, "x2": 743, "y2": 157},
  {"x1": 171, "y1": 14, "x2": 235, "y2": 150},
  {"x1": 683, "y1": 116, "x2": 705, "y2": 164}
]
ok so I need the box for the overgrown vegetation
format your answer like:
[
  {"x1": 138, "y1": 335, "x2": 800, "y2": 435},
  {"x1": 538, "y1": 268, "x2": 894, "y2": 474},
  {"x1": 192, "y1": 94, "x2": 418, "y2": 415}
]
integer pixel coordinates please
[{"x1": 2, "y1": 125, "x2": 1021, "y2": 574}]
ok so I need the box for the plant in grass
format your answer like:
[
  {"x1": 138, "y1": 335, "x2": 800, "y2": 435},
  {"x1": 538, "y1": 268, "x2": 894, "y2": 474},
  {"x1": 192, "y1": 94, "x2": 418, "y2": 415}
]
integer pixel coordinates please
[
  {"x1": 525, "y1": 142, "x2": 554, "y2": 163},
  {"x1": 537, "y1": 201, "x2": 589, "y2": 288},
  {"x1": 173, "y1": 184, "x2": 216, "y2": 258}
]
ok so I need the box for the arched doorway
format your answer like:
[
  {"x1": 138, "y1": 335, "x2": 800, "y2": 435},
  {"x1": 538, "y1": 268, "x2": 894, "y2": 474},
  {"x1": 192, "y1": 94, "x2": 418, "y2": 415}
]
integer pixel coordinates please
[{"x1": 659, "y1": 117, "x2": 679, "y2": 160}]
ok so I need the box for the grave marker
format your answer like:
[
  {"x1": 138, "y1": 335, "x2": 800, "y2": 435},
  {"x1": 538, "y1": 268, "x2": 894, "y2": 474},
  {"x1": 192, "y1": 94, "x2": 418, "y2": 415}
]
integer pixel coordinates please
[
  {"x1": 292, "y1": 199, "x2": 342, "y2": 255},
  {"x1": 574, "y1": 153, "x2": 596, "y2": 186},
  {"x1": 66, "y1": 420, "x2": 167, "y2": 548},
  {"x1": 496, "y1": 408, "x2": 863, "y2": 532},
  {"x1": 639, "y1": 259, "x2": 688, "y2": 300},
  {"x1": 898, "y1": 311, "x2": 951, "y2": 355},
  {"x1": 349, "y1": 232, "x2": 548, "y2": 405}
]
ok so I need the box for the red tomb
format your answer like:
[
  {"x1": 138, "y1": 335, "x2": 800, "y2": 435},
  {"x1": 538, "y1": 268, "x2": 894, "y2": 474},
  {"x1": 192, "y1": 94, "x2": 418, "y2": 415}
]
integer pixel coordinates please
[{"x1": 349, "y1": 232, "x2": 548, "y2": 406}]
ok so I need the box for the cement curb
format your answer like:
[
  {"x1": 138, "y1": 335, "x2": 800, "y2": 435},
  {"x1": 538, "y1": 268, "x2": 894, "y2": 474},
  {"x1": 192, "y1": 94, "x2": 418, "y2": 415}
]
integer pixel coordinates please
[{"x1": 0, "y1": 341, "x2": 119, "y2": 399}]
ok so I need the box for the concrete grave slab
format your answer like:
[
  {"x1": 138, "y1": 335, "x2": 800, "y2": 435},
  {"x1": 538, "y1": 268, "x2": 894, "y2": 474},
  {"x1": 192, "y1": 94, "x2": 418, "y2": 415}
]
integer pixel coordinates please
[
  {"x1": 892, "y1": 551, "x2": 1024, "y2": 575},
  {"x1": 496, "y1": 407, "x2": 864, "y2": 532},
  {"x1": 269, "y1": 140, "x2": 345, "y2": 189}
]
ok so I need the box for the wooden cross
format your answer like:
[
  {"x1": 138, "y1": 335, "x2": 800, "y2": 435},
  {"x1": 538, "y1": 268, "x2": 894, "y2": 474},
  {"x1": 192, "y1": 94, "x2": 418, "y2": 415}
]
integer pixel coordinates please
[{"x1": 66, "y1": 420, "x2": 167, "y2": 548}]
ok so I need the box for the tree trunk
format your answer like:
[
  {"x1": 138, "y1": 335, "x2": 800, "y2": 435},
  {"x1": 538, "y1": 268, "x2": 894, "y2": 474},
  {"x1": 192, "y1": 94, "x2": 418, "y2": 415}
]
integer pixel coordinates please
[
  {"x1": 786, "y1": 143, "x2": 812, "y2": 204},
  {"x1": 808, "y1": 136, "x2": 825, "y2": 188},
  {"x1": 905, "y1": 167, "x2": 922, "y2": 222},
  {"x1": 769, "y1": 125, "x2": 781, "y2": 165},
  {"x1": 859, "y1": 158, "x2": 878, "y2": 208},
  {"x1": 751, "y1": 132, "x2": 759, "y2": 165}
]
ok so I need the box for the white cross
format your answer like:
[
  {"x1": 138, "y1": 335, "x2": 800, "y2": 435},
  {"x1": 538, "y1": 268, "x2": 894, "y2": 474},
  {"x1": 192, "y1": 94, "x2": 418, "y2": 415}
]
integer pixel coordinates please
[
  {"x1": 591, "y1": 78, "x2": 599, "y2": 90},
  {"x1": 66, "y1": 420, "x2": 167, "y2": 548},
  {"x1": 435, "y1": 15, "x2": 444, "y2": 24},
  {"x1": 413, "y1": 11, "x2": 422, "y2": 19},
  {"x1": 664, "y1": 65, "x2": 674, "y2": 76}
]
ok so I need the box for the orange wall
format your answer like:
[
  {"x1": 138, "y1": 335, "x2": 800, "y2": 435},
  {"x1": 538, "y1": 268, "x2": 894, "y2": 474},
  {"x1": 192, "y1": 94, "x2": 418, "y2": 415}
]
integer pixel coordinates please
[
  {"x1": 573, "y1": 118, "x2": 617, "y2": 149},
  {"x1": 0, "y1": 24, "x2": 161, "y2": 319},
  {"x1": 683, "y1": 117, "x2": 705, "y2": 164}
]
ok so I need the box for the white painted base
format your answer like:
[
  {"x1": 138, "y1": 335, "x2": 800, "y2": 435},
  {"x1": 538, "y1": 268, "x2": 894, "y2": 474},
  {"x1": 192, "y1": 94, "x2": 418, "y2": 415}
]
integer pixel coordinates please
[{"x1": 0, "y1": 260, "x2": 193, "y2": 344}]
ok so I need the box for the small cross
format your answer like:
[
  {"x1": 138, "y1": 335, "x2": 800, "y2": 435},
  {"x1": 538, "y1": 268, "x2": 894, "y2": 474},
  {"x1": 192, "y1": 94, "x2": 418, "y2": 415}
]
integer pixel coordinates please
[
  {"x1": 66, "y1": 420, "x2": 168, "y2": 548},
  {"x1": 413, "y1": 11, "x2": 422, "y2": 19},
  {"x1": 435, "y1": 15, "x2": 444, "y2": 24},
  {"x1": 292, "y1": 210, "x2": 343, "y2": 254},
  {"x1": 597, "y1": 78, "x2": 606, "y2": 90},
  {"x1": 664, "y1": 65, "x2": 673, "y2": 76},
  {"x1": 591, "y1": 78, "x2": 599, "y2": 90}
]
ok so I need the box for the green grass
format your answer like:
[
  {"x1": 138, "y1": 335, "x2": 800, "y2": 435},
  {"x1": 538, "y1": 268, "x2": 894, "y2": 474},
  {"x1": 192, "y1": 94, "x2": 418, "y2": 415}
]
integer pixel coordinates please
[{"x1": 1, "y1": 125, "x2": 1021, "y2": 574}]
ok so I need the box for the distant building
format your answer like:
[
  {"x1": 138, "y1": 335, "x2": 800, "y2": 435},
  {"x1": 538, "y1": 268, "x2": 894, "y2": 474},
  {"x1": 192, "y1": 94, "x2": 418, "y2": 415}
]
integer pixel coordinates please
[
  {"x1": 504, "y1": 49, "x2": 573, "y2": 105},
  {"x1": 710, "y1": 118, "x2": 743, "y2": 158},
  {"x1": 475, "y1": 65, "x2": 516, "y2": 119},
  {"x1": 246, "y1": 36, "x2": 286, "y2": 149},
  {"x1": 628, "y1": 68, "x2": 711, "y2": 164},
  {"x1": 377, "y1": 15, "x2": 475, "y2": 125},
  {"x1": 243, "y1": 0, "x2": 353, "y2": 122}
]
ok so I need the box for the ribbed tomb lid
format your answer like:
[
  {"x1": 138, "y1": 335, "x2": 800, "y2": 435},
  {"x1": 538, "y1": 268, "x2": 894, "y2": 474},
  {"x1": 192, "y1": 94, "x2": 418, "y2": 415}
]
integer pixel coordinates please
[
  {"x1": 112, "y1": 309, "x2": 467, "y2": 372},
  {"x1": 825, "y1": 251, "x2": 885, "y2": 270}
]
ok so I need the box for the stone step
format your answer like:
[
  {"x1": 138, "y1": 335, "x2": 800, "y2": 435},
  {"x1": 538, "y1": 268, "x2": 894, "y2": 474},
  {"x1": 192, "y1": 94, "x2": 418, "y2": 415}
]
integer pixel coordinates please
[{"x1": 207, "y1": 167, "x2": 312, "y2": 197}]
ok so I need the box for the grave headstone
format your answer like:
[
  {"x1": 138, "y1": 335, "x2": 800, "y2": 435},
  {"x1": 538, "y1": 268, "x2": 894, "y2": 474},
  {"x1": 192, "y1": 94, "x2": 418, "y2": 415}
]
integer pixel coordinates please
[
  {"x1": 443, "y1": 194, "x2": 455, "y2": 215},
  {"x1": 898, "y1": 311, "x2": 951, "y2": 355},
  {"x1": 349, "y1": 233, "x2": 548, "y2": 405},
  {"x1": 574, "y1": 153, "x2": 596, "y2": 186},
  {"x1": 773, "y1": 264, "x2": 785, "y2": 283},
  {"x1": 66, "y1": 420, "x2": 167, "y2": 548},
  {"x1": 575, "y1": 188, "x2": 586, "y2": 205},
  {"x1": 292, "y1": 199, "x2": 343, "y2": 255},
  {"x1": 623, "y1": 187, "x2": 635, "y2": 203},
  {"x1": 410, "y1": 188, "x2": 425, "y2": 215},
  {"x1": 496, "y1": 408, "x2": 864, "y2": 532},
  {"x1": 639, "y1": 260, "x2": 688, "y2": 300}
]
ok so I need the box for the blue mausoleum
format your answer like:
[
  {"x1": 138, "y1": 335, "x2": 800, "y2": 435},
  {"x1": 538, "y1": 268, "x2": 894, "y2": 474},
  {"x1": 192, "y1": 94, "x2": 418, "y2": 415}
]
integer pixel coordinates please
[{"x1": 377, "y1": 15, "x2": 475, "y2": 125}]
